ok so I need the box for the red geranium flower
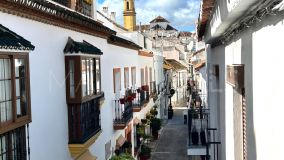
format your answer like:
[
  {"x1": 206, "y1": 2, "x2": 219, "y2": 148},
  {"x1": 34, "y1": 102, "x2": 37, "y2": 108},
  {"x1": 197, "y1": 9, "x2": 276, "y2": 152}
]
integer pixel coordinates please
[
  {"x1": 119, "y1": 98, "x2": 125, "y2": 104},
  {"x1": 126, "y1": 96, "x2": 133, "y2": 102}
]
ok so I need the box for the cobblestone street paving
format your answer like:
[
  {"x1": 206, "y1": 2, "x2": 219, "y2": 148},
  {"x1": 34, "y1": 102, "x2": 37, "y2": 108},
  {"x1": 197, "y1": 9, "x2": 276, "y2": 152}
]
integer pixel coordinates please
[{"x1": 151, "y1": 103, "x2": 189, "y2": 160}]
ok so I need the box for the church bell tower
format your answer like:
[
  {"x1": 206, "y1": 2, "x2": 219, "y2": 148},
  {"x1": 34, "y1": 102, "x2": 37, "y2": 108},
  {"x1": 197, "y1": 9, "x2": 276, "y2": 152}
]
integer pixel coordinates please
[{"x1": 123, "y1": 0, "x2": 136, "y2": 31}]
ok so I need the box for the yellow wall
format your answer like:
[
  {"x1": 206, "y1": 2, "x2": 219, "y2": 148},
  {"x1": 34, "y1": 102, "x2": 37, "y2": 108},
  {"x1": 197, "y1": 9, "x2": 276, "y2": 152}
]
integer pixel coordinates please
[
  {"x1": 124, "y1": 15, "x2": 136, "y2": 31},
  {"x1": 123, "y1": 0, "x2": 136, "y2": 31}
]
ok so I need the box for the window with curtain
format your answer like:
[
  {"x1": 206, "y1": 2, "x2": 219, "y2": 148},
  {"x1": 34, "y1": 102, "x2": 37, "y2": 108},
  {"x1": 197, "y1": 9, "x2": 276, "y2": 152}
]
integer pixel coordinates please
[
  {"x1": 0, "y1": 54, "x2": 31, "y2": 133},
  {"x1": 81, "y1": 58, "x2": 101, "y2": 97},
  {"x1": 131, "y1": 67, "x2": 136, "y2": 86},
  {"x1": 149, "y1": 67, "x2": 152, "y2": 82},
  {"x1": 124, "y1": 68, "x2": 129, "y2": 89},
  {"x1": 113, "y1": 69, "x2": 121, "y2": 93},
  {"x1": 0, "y1": 58, "x2": 12, "y2": 123},
  {"x1": 140, "y1": 68, "x2": 144, "y2": 86},
  {"x1": 145, "y1": 67, "x2": 148, "y2": 85}
]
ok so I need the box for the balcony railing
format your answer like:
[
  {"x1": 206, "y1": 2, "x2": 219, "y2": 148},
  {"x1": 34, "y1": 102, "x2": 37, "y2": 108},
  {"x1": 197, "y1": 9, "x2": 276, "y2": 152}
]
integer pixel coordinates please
[
  {"x1": 187, "y1": 90, "x2": 220, "y2": 159},
  {"x1": 68, "y1": 97, "x2": 101, "y2": 144},
  {"x1": 132, "y1": 86, "x2": 150, "y2": 112},
  {"x1": 113, "y1": 98, "x2": 133, "y2": 130}
]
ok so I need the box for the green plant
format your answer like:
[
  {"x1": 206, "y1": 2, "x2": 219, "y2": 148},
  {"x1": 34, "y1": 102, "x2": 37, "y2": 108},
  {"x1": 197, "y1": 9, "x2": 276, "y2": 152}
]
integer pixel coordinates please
[
  {"x1": 150, "y1": 118, "x2": 162, "y2": 133},
  {"x1": 139, "y1": 145, "x2": 151, "y2": 156},
  {"x1": 150, "y1": 108, "x2": 158, "y2": 116},
  {"x1": 137, "y1": 125, "x2": 145, "y2": 136},
  {"x1": 110, "y1": 153, "x2": 135, "y2": 160}
]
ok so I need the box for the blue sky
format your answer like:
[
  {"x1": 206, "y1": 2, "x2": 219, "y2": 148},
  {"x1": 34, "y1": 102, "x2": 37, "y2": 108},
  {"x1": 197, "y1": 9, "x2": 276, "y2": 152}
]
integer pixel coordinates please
[{"x1": 97, "y1": 0, "x2": 200, "y2": 32}]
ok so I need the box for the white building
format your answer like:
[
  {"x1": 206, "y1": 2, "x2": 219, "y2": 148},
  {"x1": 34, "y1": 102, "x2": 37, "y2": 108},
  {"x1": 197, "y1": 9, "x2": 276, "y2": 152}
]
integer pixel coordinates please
[
  {"x1": 195, "y1": 0, "x2": 284, "y2": 159},
  {"x1": 0, "y1": 0, "x2": 162, "y2": 160}
]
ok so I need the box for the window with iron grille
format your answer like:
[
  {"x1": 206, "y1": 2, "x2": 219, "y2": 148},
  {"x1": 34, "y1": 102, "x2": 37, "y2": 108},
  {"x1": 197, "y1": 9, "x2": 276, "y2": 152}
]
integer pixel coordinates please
[{"x1": 0, "y1": 126, "x2": 27, "y2": 160}]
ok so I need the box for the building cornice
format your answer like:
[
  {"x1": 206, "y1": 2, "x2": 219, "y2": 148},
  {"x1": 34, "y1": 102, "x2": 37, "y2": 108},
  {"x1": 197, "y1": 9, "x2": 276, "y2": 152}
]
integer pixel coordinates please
[
  {"x1": 107, "y1": 35, "x2": 142, "y2": 51},
  {"x1": 211, "y1": 0, "x2": 284, "y2": 48},
  {"x1": 0, "y1": 0, "x2": 116, "y2": 39}
]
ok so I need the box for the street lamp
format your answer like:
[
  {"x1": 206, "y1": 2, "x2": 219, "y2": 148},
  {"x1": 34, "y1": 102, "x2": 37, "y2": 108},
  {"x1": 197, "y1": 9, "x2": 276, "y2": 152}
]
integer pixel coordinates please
[{"x1": 167, "y1": 88, "x2": 175, "y2": 119}]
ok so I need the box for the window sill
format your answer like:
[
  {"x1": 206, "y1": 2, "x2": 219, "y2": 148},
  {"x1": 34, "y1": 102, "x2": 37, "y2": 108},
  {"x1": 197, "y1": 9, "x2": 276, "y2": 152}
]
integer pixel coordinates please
[
  {"x1": 0, "y1": 116, "x2": 31, "y2": 134},
  {"x1": 68, "y1": 130, "x2": 102, "y2": 158}
]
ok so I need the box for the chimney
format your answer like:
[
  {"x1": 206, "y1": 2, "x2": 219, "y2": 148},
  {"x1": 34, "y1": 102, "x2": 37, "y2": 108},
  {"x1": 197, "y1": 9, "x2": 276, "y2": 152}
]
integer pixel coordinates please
[
  {"x1": 103, "y1": 6, "x2": 109, "y2": 16},
  {"x1": 110, "y1": 12, "x2": 116, "y2": 22}
]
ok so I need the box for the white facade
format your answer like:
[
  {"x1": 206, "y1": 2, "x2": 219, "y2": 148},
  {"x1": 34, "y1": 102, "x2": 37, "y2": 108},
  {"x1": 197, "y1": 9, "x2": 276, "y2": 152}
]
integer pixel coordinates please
[
  {"x1": 0, "y1": 4, "x2": 158, "y2": 160},
  {"x1": 202, "y1": 0, "x2": 284, "y2": 159}
]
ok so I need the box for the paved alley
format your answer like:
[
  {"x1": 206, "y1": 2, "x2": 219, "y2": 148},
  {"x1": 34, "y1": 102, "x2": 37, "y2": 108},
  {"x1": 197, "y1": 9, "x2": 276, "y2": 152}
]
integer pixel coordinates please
[{"x1": 151, "y1": 103, "x2": 189, "y2": 160}]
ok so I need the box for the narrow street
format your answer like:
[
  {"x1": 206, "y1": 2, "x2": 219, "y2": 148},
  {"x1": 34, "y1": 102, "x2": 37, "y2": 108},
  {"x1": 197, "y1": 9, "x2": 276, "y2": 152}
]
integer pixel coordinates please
[{"x1": 152, "y1": 101, "x2": 189, "y2": 160}]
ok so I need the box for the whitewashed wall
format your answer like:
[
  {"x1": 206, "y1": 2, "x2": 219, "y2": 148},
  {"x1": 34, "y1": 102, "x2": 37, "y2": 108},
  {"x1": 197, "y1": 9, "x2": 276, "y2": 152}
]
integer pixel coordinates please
[
  {"x1": 207, "y1": 11, "x2": 284, "y2": 160},
  {"x1": 0, "y1": 12, "x2": 111, "y2": 160},
  {"x1": 0, "y1": 10, "x2": 147, "y2": 160}
]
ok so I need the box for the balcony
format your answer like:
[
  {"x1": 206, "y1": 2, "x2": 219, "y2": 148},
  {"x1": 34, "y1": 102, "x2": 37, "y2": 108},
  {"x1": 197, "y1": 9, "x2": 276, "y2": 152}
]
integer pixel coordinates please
[
  {"x1": 68, "y1": 95, "x2": 103, "y2": 158},
  {"x1": 68, "y1": 97, "x2": 102, "y2": 144},
  {"x1": 113, "y1": 98, "x2": 133, "y2": 130},
  {"x1": 187, "y1": 90, "x2": 220, "y2": 159},
  {"x1": 132, "y1": 86, "x2": 150, "y2": 112}
]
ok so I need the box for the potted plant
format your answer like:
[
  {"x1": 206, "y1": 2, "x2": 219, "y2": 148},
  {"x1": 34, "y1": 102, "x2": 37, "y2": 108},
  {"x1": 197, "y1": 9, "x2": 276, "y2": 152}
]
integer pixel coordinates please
[
  {"x1": 200, "y1": 129, "x2": 206, "y2": 146},
  {"x1": 139, "y1": 145, "x2": 151, "y2": 160},
  {"x1": 150, "y1": 118, "x2": 162, "y2": 140},
  {"x1": 110, "y1": 153, "x2": 135, "y2": 160},
  {"x1": 141, "y1": 119, "x2": 148, "y2": 124},
  {"x1": 168, "y1": 104, "x2": 173, "y2": 119},
  {"x1": 191, "y1": 126, "x2": 199, "y2": 145},
  {"x1": 150, "y1": 108, "x2": 158, "y2": 117}
]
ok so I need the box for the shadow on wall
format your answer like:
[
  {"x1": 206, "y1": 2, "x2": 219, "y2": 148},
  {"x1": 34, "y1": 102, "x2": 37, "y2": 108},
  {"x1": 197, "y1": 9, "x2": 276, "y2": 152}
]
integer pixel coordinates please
[
  {"x1": 240, "y1": 10, "x2": 284, "y2": 160},
  {"x1": 241, "y1": 27, "x2": 257, "y2": 160}
]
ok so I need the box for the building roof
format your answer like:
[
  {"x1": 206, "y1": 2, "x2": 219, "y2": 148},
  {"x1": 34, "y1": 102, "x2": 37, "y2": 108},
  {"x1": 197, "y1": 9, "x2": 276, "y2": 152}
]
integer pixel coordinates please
[
  {"x1": 150, "y1": 16, "x2": 169, "y2": 23},
  {"x1": 135, "y1": 25, "x2": 150, "y2": 31},
  {"x1": 194, "y1": 60, "x2": 206, "y2": 70},
  {"x1": 151, "y1": 24, "x2": 177, "y2": 31},
  {"x1": 97, "y1": 11, "x2": 128, "y2": 31},
  {"x1": 64, "y1": 37, "x2": 103, "y2": 55},
  {"x1": 107, "y1": 35, "x2": 142, "y2": 50},
  {"x1": 197, "y1": 0, "x2": 215, "y2": 41},
  {"x1": 165, "y1": 59, "x2": 187, "y2": 71},
  {"x1": 0, "y1": 0, "x2": 116, "y2": 39},
  {"x1": 178, "y1": 31, "x2": 193, "y2": 38},
  {"x1": 138, "y1": 50, "x2": 153, "y2": 57},
  {"x1": 192, "y1": 48, "x2": 205, "y2": 57},
  {"x1": 0, "y1": 24, "x2": 34, "y2": 51}
]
